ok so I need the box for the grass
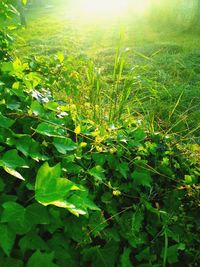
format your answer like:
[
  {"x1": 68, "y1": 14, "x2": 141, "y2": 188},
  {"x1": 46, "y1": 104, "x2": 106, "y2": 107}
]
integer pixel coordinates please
[{"x1": 12, "y1": 1, "x2": 200, "y2": 140}]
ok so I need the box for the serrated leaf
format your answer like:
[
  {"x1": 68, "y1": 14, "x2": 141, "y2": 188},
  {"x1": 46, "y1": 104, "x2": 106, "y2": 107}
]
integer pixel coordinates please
[
  {"x1": 131, "y1": 170, "x2": 152, "y2": 187},
  {"x1": 27, "y1": 250, "x2": 58, "y2": 267},
  {"x1": 0, "y1": 224, "x2": 15, "y2": 256},
  {"x1": 53, "y1": 137, "x2": 77, "y2": 154}
]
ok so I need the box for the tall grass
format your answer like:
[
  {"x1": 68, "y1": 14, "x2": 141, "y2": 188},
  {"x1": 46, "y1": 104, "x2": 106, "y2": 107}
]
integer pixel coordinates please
[{"x1": 77, "y1": 33, "x2": 135, "y2": 123}]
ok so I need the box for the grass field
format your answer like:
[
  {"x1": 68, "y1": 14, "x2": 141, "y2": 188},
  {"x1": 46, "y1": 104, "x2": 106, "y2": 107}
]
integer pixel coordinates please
[{"x1": 13, "y1": 0, "x2": 200, "y2": 140}]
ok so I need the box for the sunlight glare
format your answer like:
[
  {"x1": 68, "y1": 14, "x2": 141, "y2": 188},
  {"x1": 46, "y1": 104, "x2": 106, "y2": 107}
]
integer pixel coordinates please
[
  {"x1": 133, "y1": 0, "x2": 151, "y2": 13},
  {"x1": 67, "y1": 0, "x2": 151, "y2": 21},
  {"x1": 80, "y1": 0, "x2": 128, "y2": 18}
]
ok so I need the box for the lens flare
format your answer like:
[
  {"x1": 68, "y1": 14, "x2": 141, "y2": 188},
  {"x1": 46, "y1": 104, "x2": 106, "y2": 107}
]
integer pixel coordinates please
[{"x1": 83, "y1": 0, "x2": 127, "y2": 12}]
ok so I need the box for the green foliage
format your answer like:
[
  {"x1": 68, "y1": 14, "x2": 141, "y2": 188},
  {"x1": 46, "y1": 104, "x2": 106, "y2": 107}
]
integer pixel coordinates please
[
  {"x1": 0, "y1": 55, "x2": 199, "y2": 264},
  {"x1": 0, "y1": 1, "x2": 199, "y2": 266}
]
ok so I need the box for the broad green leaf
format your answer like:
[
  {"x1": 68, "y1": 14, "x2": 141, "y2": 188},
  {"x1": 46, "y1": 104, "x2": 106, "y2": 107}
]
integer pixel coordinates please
[
  {"x1": 11, "y1": 83, "x2": 25, "y2": 98},
  {"x1": 0, "y1": 224, "x2": 15, "y2": 256},
  {"x1": 31, "y1": 101, "x2": 45, "y2": 116},
  {"x1": 131, "y1": 170, "x2": 152, "y2": 187},
  {"x1": 27, "y1": 250, "x2": 58, "y2": 267},
  {"x1": 167, "y1": 243, "x2": 185, "y2": 264},
  {"x1": 92, "y1": 153, "x2": 106, "y2": 165},
  {"x1": 35, "y1": 162, "x2": 80, "y2": 208},
  {"x1": 16, "y1": 136, "x2": 49, "y2": 161},
  {"x1": 6, "y1": 99, "x2": 20, "y2": 110},
  {"x1": 1, "y1": 149, "x2": 28, "y2": 169},
  {"x1": 0, "y1": 128, "x2": 13, "y2": 143},
  {"x1": 1, "y1": 62, "x2": 14, "y2": 73},
  {"x1": 47, "y1": 233, "x2": 75, "y2": 264},
  {"x1": 35, "y1": 162, "x2": 99, "y2": 216},
  {"x1": 44, "y1": 101, "x2": 59, "y2": 112},
  {"x1": 26, "y1": 72, "x2": 41, "y2": 88},
  {"x1": 53, "y1": 137, "x2": 77, "y2": 154},
  {"x1": 1, "y1": 201, "x2": 30, "y2": 234},
  {"x1": 19, "y1": 231, "x2": 48, "y2": 254},
  {"x1": 67, "y1": 191, "x2": 100, "y2": 216},
  {"x1": 35, "y1": 122, "x2": 64, "y2": 137},
  {"x1": 63, "y1": 162, "x2": 83, "y2": 174},
  {"x1": 89, "y1": 165, "x2": 105, "y2": 181},
  {"x1": 0, "y1": 113, "x2": 15, "y2": 129},
  {"x1": 25, "y1": 203, "x2": 50, "y2": 226}
]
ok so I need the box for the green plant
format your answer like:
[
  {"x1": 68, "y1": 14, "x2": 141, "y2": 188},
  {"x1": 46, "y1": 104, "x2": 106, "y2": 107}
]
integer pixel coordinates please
[
  {"x1": 0, "y1": 54, "x2": 199, "y2": 265},
  {"x1": 0, "y1": 1, "x2": 199, "y2": 266}
]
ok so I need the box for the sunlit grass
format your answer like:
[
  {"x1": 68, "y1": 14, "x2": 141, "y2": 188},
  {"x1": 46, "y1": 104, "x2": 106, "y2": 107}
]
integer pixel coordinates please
[{"x1": 13, "y1": 0, "x2": 200, "y2": 138}]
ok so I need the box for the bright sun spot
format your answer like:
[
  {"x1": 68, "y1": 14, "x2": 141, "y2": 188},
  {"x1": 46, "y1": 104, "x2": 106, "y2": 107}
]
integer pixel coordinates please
[
  {"x1": 134, "y1": 0, "x2": 151, "y2": 12},
  {"x1": 69, "y1": 0, "x2": 151, "y2": 21},
  {"x1": 81, "y1": 0, "x2": 128, "y2": 17}
]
